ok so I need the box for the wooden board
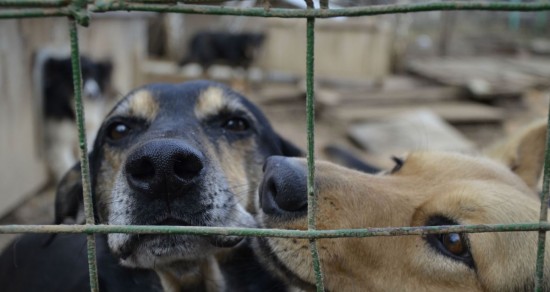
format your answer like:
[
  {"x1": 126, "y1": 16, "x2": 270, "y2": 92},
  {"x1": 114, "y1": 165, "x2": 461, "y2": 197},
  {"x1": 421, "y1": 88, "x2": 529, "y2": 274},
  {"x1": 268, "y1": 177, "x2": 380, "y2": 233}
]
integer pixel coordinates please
[
  {"x1": 327, "y1": 101, "x2": 504, "y2": 124},
  {"x1": 318, "y1": 86, "x2": 466, "y2": 107},
  {"x1": 348, "y1": 110, "x2": 476, "y2": 155},
  {"x1": 408, "y1": 57, "x2": 550, "y2": 98},
  {"x1": 260, "y1": 18, "x2": 393, "y2": 80},
  {"x1": 0, "y1": 21, "x2": 48, "y2": 217}
]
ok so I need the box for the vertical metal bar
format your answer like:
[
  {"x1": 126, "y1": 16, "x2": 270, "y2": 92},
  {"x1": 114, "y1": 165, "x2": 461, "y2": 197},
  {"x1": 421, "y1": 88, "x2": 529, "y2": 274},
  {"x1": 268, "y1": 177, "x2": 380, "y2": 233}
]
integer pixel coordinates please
[
  {"x1": 535, "y1": 102, "x2": 550, "y2": 292},
  {"x1": 508, "y1": 0, "x2": 521, "y2": 31},
  {"x1": 69, "y1": 18, "x2": 99, "y2": 292},
  {"x1": 304, "y1": 1, "x2": 325, "y2": 291}
]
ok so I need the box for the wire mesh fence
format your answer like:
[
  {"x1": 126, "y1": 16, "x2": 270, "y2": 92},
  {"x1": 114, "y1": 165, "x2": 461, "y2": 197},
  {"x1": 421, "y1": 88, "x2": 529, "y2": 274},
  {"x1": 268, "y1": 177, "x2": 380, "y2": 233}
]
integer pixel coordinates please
[{"x1": 1, "y1": 1, "x2": 550, "y2": 291}]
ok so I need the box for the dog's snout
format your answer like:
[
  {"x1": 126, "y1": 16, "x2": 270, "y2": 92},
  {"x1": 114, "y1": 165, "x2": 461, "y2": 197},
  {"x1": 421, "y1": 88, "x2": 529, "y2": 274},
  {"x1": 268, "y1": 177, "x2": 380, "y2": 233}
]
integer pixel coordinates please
[
  {"x1": 125, "y1": 140, "x2": 204, "y2": 195},
  {"x1": 260, "y1": 156, "x2": 307, "y2": 216}
]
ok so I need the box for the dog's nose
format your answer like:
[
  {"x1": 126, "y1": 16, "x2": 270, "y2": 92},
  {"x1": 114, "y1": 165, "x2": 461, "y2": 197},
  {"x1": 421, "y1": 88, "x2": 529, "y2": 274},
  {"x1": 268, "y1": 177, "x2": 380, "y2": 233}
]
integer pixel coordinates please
[
  {"x1": 125, "y1": 140, "x2": 204, "y2": 195},
  {"x1": 260, "y1": 156, "x2": 307, "y2": 216}
]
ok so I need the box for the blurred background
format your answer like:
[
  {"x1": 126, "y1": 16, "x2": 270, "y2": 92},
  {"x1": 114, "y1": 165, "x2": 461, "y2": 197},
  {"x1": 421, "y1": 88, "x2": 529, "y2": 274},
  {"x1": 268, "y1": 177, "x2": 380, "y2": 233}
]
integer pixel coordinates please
[{"x1": 1, "y1": 0, "x2": 550, "y2": 248}]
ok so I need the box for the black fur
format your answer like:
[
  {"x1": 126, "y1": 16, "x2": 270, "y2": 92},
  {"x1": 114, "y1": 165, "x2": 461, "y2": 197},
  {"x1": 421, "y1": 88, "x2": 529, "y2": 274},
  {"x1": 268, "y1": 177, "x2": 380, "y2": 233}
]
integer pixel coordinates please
[
  {"x1": 323, "y1": 144, "x2": 380, "y2": 174},
  {"x1": 0, "y1": 234, "x2": 161, "y2": 292},
  {"x1": 43, "y1": 56, "x2": 112, "y2": 120},
  {"x1": 179, "y1": 32, "x2": 265, "y2": 70}
]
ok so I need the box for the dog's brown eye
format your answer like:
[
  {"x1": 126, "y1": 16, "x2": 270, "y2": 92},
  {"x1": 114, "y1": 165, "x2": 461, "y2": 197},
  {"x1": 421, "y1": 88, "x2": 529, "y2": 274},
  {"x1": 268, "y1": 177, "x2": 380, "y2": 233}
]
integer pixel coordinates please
[
  {"x1": 223, "y1": 118, "x2": 249, "y2": 132},
  {"x1": 108, "y1": 123, "x2": 130, "y2": 141},
  {"x1": 425, "y1": 216, "x2": 474, "y2": 268},
  {"x1": 441, "y1": 233, "x2": 466, "y2": 256}
]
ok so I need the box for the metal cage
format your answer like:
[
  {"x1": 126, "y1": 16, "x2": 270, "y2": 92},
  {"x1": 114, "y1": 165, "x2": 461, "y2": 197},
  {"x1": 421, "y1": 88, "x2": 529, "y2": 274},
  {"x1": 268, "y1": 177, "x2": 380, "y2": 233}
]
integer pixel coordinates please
[{"x1": 2, "y1": 1, "x2": 550, "y2": 291}]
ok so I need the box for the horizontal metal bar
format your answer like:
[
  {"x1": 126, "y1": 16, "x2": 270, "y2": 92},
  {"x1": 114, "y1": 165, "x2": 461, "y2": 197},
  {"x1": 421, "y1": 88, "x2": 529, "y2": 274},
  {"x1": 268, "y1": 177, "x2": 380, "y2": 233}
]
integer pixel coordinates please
[
  {"x1": 3, "y1": 2, "x2": 550, "y2": 20},
  {"x1": 93, "y1": 2, "x2": 550, "y2": 17},
  {"x1": 0, "y1": 8, "x2": 69, "y2": 18},
  {"x1": 0, "y1": 223, "x2": 549, "y2": 238},
  {"x1": 0, "y1": 0, "x2": 68, "y2": 7}
]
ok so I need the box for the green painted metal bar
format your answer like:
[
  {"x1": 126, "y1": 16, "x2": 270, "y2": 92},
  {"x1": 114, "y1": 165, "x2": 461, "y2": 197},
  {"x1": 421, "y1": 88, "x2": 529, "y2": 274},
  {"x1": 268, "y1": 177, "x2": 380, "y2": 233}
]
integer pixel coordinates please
[
  {"x1": 508, "y1": 0, "x2": 521, "y2": 31},
  {"x1": 0, "y1": 8, "x2": 69, "y2": 18},
  {"x1": 91, "y1": 1, "x2": 550, "y2": 17},
  {"x1": 69, "y1": 17, "x2": 99, "y2": 292},
  {"x1": 0, "y1": 0, "x2": 68, "y2": 7},
  {"x1": 123, "y1": 0, "x2": 233, "y2": 3},
  {"x1": 0, "y1": 223, "x2": 550, "y2": 237},
  {"x1": 534, "y1": 103, "x2": 550, "y2": 291},
  {"x1": 304, "y1": 0, "x2": 325, "y2": 289},
  {"x1": 3, "y1": 2, "x2": 550, "y2": 19}
]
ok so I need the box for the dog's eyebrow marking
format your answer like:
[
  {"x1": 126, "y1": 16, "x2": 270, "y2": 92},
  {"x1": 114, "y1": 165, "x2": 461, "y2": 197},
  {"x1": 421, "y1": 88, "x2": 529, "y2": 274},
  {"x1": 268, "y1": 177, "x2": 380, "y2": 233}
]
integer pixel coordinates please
[
  {"x1": 127, "y1": 90, "x2": 159, "y2": 121},
  {"x1": 195, "y1": 87, "x2": 227, "y2": 120},
  {"x1": 195, "y1": 87, "x2": 246, "y2": 120}
]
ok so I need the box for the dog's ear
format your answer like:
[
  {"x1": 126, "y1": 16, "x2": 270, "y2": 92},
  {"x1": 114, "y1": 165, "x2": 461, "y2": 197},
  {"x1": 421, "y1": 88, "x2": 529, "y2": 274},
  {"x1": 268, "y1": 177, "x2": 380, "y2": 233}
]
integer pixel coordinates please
[
  {"x1": 54, "y1": 162, "x2": 85, "y2": 224},
  {"x1": 278, "y1": 135, "x2": 303, "y2": 157},
  {"x1": 486, "y1": 120, "x2": 548, "y2": 189}
]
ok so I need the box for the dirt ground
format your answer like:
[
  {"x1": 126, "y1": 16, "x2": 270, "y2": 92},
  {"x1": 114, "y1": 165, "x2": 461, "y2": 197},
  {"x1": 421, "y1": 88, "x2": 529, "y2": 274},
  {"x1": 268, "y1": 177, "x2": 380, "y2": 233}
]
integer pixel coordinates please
[{"x1": 1, "y1": 80, "x2": 548, "y2": 252}]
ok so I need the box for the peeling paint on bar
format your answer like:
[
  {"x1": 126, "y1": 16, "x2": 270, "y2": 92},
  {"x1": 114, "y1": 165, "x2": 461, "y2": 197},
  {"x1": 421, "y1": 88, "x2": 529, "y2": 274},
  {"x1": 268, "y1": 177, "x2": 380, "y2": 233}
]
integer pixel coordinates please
[
  {"x1": 3, "y1": 2, "x2": 550, "y2": 19},
  {"x1": 534, "y1": 102, "x2": 550, "y2": 291},
  {"x1": 69, "y1": 17, "x2": 98, "y2": 292},
  {"x1": 0, "y1": 223, "x2": 549, "y2": 237}
]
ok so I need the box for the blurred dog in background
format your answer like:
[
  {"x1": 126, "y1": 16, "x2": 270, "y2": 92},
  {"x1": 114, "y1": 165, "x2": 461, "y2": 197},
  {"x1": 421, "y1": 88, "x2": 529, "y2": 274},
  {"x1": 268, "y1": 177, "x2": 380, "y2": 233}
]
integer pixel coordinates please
[
  {"x1": 35, "y1": 51, "x2": 113, "y2": 182},
  {"x1": 179, "y1": 31, "x2": 265, "y2": 73}
]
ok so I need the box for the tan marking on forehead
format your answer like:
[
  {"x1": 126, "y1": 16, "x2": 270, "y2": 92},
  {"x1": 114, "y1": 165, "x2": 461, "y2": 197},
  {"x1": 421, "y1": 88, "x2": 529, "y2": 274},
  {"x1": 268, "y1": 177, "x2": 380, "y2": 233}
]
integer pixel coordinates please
[
  {"x1": 195, "y1": 87, "x2": 227, "y2": 120},
  {"x1": 127, "y1": 90, "x2": 159, "y2": 121}
]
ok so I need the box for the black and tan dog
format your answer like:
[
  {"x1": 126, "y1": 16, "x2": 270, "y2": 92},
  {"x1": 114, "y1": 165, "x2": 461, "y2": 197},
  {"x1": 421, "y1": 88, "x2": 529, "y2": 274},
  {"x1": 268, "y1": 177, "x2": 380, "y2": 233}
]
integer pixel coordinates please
[
  {"x1": 26, "y1": 80, "x2": 300, "y2": 291},
  {"x1": 256, "y1": 121, "x2": 550, "y2": 291}
]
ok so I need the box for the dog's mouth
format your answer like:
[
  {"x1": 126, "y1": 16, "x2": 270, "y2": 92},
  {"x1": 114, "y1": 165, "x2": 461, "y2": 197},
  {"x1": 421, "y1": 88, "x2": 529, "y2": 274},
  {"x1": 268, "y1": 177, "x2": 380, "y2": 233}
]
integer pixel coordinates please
[
  {"x1": 115, "y1": 214, "x2": 245, "y2": 264},
  {"x1": 154, "y1": 217, "x2": 192, "y2": 226},
  {"x1": 153, "y1": 217, "x2": 244, "y2": 248},
  {"x1": 255, "y1": 237, "x2": 318, "y2": 292}
]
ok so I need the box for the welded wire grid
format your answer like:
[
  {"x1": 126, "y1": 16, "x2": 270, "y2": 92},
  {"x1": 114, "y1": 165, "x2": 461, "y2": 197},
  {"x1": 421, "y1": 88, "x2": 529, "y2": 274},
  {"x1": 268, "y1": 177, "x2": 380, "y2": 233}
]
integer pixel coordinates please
[{"x1": 2, "y1": 1, "x2": 550, "y2": 292}]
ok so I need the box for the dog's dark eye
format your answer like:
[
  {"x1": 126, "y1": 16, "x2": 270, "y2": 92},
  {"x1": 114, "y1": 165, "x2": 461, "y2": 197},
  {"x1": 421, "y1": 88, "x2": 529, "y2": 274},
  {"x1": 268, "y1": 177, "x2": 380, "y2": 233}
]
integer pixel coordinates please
[
  {"x1": 107, "y1": 122, "x2": 131, "y2": 141},
  {"x1": 440, "y1": 233, "x2": 468, "y2": 256},
  {"x1": 222, "y1": 117, "x2": 249, "y2": 132},
  {"x1": 424, "y1": 216, "x2": 474, "y2": 268}
]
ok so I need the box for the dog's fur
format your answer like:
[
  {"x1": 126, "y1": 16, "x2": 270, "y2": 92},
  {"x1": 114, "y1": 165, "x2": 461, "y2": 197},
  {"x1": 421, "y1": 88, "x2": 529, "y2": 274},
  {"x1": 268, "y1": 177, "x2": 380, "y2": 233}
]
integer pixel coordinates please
[
  {"x1": 255, "y1": 121, "x2": 550, "y2": 291},
  {"x1": 0, "y1": 234, "x2": 162, "y2": 292},
  {"x1": 38, "y1": 53, "x2": 113, "y2": 182},
  {"x1": 54, "y1": 80, "x2": 300, "y2": 291},
  {"x1": 179, "y1": 31, "x2": 265, "y2": 71}
]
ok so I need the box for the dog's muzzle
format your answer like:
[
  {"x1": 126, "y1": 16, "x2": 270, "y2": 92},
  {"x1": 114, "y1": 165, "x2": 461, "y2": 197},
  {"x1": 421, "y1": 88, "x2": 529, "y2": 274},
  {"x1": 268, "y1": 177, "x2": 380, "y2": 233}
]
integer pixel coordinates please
[
  {"x1": 125, "y1": 139, "x2": 205, "y2": 196},
  {"x1": 260, "y1": 156, "x2": 308, "y2": 219}
]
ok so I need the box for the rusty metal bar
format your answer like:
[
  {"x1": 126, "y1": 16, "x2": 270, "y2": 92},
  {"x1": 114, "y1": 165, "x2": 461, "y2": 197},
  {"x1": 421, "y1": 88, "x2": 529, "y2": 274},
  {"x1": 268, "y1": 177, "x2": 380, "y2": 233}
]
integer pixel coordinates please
[
  {"x1": 534, "y1": 102, "x2": 550, "y2": 291},
  {"x1": 69, "y1": 16, "x2": 98, "y2": 292},
  {"x1": 0, "y1": 222, "x2": 548, "y2": 238}
]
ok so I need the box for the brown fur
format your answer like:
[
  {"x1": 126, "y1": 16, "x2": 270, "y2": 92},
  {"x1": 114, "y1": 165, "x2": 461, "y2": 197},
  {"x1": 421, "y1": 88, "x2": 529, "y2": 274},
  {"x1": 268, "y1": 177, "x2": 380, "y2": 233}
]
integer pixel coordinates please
[{"x1": 257, "y1": 120, "x2": 550, "y2": 292}]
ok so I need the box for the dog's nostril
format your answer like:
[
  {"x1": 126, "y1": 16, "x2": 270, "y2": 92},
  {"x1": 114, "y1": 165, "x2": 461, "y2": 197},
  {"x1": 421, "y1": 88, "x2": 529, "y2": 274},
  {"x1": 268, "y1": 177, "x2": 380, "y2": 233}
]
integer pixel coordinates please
[
  {"x1": 261, "y1": 156, "x2": 308, "y2": 215},
  {"x1": 130, "y1": 158, "x2": 155, "y2": 180},
  {"x1": 173, "y1": 155, "x2": 203, "y2": 180}
]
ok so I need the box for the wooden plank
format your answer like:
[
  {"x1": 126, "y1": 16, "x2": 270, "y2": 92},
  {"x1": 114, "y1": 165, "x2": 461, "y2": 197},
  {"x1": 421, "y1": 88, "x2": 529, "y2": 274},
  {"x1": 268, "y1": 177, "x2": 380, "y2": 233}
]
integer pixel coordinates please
[
  {"x1": 408, "y1": 57, "x2": 546, "y2": 97},
  {"x1": 506, "y1": 58, "x2": 550, "y2": 79},
  {"x1": 318, "y1": 86, "x2": 466, "y2": 107},
  {"x1": 348, "y1": 110, "x2": 476, "y2": 155},
  {"x1": 260, "y1": 18, "x2": 393, "y2": 79},
  {"x1": 327, "y1": 101, "x2": 504, "y2": 124},
  {"x1": 0, "y1": 21, "x2": 48, "y2": 217}
]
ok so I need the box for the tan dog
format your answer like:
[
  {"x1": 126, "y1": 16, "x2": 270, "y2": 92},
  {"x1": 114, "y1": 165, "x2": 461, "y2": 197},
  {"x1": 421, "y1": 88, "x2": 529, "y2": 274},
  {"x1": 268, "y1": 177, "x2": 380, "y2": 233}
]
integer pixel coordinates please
[{"x1": 255, "y1": 121, "x2": 549, "y2": 291}]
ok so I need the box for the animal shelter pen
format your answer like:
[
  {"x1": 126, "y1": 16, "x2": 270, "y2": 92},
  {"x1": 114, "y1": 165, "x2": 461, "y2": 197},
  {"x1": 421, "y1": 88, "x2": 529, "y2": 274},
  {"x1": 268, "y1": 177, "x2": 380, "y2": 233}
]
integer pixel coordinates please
[{"x1": 2, "y1": 0, "x2": 550, "y2": 291}]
